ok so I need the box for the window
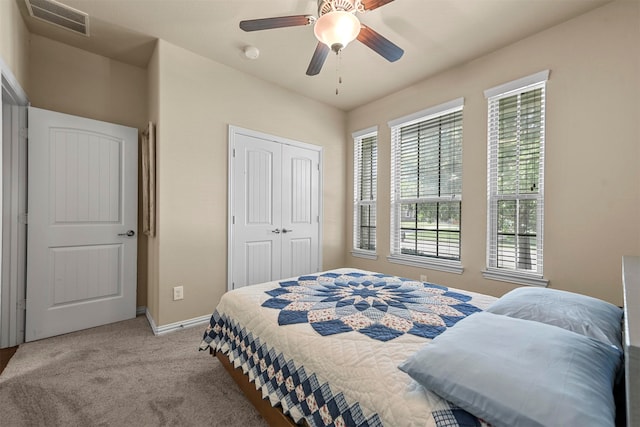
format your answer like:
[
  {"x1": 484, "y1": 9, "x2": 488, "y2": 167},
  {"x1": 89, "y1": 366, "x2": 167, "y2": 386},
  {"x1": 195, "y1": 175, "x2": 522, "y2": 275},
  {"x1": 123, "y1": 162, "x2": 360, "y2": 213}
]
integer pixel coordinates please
[
  {"x1": 484, "y1": 70, "x2": 549, "y2": 287},
  {"x1": 388, "y1": 98, "x2": 464, "y2": 273},
  {"x1": 352, "y1": 127, "x2": 377, "y2": 258}
]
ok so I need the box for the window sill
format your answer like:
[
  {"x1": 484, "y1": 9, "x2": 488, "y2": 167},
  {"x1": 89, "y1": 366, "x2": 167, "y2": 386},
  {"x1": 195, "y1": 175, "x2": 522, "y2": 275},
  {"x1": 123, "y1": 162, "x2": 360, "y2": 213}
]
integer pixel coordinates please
[
  {"x1": 482, "y1": 269, "x2": 549, "y2": 287},
  {"x1": 387, "y1": 254, "x2": 463, "y2": 274},
  {"x1": 351, "y1": 250, "x2": 378, "y2": 260}
]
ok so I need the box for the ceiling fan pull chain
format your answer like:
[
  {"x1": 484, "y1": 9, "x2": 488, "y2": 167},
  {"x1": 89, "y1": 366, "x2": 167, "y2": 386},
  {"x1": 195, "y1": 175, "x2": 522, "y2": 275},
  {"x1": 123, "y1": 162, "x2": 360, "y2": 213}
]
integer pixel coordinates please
[{"x1": 336, "y1": 50, "x2": 343, "y2": 95}]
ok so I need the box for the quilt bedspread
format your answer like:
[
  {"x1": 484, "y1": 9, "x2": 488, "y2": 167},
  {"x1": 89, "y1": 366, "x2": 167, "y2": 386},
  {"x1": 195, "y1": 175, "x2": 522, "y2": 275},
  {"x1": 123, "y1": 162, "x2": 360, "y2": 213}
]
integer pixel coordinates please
[{"x1": 200, "y1": 268, "x2": 497, "y2": 427}]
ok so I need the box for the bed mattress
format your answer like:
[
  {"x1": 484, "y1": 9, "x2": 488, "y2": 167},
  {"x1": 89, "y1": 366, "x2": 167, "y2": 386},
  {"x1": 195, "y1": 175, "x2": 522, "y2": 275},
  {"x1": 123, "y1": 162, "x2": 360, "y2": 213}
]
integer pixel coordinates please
[{"x1": 200, "y1": 268, "x2": 498, "y2": 427}]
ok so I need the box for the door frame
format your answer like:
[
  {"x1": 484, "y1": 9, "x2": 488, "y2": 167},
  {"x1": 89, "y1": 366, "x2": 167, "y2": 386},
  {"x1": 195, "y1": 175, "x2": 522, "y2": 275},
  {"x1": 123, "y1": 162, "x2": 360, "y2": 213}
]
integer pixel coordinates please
[
  {"x1": 0, "y1": 56, "x2": 29, "y2": 348},
  {"x1": 227, "y1": 125, "x2": 323, "y2": 292}
]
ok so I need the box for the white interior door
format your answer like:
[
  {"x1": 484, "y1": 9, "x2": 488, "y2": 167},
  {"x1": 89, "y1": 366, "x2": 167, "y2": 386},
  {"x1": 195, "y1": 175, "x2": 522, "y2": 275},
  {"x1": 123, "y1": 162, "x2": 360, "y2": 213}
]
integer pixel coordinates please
[
  {"x1": 230, "y1": 127, "x2": 321, "y2": 290},
  {"x1": 232, "y1": 134, "x2": 282, "y2": 288},
  {"x1": 281, "y1": 145, "x2": 319, "y2": 279},
  {"x1": 26, "y1": 107, "x2": 138, "y2": 342}
]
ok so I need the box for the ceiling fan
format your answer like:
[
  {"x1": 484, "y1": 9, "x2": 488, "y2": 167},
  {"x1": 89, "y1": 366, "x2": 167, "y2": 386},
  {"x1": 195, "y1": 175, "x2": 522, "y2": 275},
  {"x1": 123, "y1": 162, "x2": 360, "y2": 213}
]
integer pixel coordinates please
[{"x1": 239, "y1": 0, "x2": 404, "y2": 76}]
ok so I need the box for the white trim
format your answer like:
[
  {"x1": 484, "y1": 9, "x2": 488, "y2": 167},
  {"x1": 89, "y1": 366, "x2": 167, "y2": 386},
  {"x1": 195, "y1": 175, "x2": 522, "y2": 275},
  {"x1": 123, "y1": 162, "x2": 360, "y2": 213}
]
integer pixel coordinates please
[
  {"x1": 388, "y1": 97, "x2": 464, "y2": 128},
  {"x1": 484, "y1": 70, "x2": 550, "y2": 99},
  {"x1": 387, "y1": 254, "x2": 464, "y2": 274},
  {"x1": 0, "y1": 57, "x2": 28, "y2": 104},
  {"x1": 482, "y1": 269, "x2": 549, "y2": 287},
  {"x1": 318, "y1": 148, "x2": 324, "y2": 272},
  {"x1": 227, "y1": 127, "x2": 234, "y2": 292},
  {"x1": 622, "y1": 256, "x2": 640, "y2": 427},
  {"x1": 351, "y1": 126, "x2": 377, "y2": 140},
  {"x1": 230, "y1": 125, "x2": 323, "y2": 152},
  {"x1": 351, "y1": 250, "x2": 378, "y2": 260},
  {"x1": 145, "y1": 308, "x2": 210, "y2": 336},
  {"x1": 0, "y1": 57, "x2": 28, "y2": 349},
  {"x1": 145, "y1": 309, "x2": 158, "y2": 333},
  {"x1": 136, "y1": 306, "x2": 146, "y2": 316}
]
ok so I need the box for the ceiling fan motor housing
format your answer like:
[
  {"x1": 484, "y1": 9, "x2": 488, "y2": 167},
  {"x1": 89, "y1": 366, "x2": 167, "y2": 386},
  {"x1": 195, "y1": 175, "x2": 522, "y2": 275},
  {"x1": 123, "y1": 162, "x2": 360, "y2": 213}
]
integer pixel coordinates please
[{"x1": 318, "y1": 0, "x2": 363, "y2": 16}]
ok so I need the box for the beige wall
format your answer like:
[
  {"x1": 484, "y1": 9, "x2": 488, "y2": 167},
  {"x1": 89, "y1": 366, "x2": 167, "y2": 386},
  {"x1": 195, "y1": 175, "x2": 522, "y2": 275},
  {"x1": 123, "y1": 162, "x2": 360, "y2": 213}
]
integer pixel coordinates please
[
  {"x1": 0, "y1": 0, "x2": 30, "y2": 92},
  {"x1": 29, "y1": 35, "x2": 147, "y2": 130},
  {"x1": 29, "y1": 34, "x2": 149, "y2": 306},
  {"x1": 151, "y1": 40, "x2": 346, "y2": 326},
  {"x1": 346, "y1": 0, "x2": 640, "y2": 306}
]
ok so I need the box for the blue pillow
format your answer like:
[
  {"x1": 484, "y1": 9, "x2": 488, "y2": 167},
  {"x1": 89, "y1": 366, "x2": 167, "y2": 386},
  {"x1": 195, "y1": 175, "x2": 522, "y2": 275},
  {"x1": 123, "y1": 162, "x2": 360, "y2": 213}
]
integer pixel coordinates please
[
  {"x1": 398, "y1": 312, "x2": 622, "y2": 427},
  {"x1": 485, "y1": 287, "x2": 623, "y2": 350}
]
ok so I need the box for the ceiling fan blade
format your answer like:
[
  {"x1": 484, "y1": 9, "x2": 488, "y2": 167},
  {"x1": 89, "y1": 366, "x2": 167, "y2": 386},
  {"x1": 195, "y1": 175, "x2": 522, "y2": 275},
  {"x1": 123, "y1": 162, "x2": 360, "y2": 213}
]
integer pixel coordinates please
[
  {"x1": 239, "y1": 15, "x2": 312, "y2": 32},
  {"x1": 357, "y1": 25, "x2": 404, "y2": 62},
  {"x1": 306, "y1": 42, "x2": 330, "y2": 76},
  {"x1": 361, "y1": 0, "x2": 395, "y2": 11}
]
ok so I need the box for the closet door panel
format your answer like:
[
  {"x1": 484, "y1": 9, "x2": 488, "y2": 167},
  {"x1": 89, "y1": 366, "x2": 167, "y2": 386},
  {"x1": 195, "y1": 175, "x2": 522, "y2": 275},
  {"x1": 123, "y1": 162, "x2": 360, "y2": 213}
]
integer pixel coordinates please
[
  {"x1": 281, "y1": 145, "x2": 319, "y2": 279},
  {"x1": 232, "y1": 134, "x2": 282, "y2": 288}
]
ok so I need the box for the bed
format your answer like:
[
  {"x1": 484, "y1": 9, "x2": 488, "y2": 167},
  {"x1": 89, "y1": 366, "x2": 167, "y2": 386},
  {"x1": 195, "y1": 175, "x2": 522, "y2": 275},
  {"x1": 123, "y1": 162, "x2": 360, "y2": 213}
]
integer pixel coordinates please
[{"x1": 200, "y1": 263, "x2": 636, "y2": 427}]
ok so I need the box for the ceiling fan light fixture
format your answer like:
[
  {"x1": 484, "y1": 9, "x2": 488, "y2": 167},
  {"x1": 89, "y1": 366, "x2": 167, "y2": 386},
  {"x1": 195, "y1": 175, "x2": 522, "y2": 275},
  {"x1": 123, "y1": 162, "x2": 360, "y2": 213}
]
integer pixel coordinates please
[{"x1": 313, "y1": 11, "x2": 361, "y2": 53}]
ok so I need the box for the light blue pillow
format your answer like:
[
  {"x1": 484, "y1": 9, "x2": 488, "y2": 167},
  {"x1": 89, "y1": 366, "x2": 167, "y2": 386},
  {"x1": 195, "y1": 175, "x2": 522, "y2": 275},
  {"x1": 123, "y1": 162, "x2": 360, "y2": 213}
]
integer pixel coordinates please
[
  {"x1": 485, "y1": 287, "x2": 623, "y2": 350},
  {"x1": 398, "y1": 312, "x2": 622, "y2": 427}
]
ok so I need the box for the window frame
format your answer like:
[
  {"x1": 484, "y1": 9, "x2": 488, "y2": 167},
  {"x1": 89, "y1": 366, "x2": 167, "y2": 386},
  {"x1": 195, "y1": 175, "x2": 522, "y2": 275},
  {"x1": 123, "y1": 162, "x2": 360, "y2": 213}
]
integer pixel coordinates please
[
  {"x1": 483, "y1": 70, "x2": 550, "y2": 287},
  {"x1": 351, "y1": 126, "x2": 378, "y2": 259},
  {"x1": 387, "y1": 98, "x2": 464, "y2": 274}
]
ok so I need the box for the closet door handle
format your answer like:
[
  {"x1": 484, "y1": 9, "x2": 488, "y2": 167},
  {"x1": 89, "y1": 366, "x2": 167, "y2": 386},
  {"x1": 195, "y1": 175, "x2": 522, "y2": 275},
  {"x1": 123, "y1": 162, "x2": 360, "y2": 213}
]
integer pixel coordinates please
[
  {"x1": 271, "y1": 228, "x2": 281, "y2": 234},
  {"x1": 282, "y1": 228, "x2": 293, "y2": 234}
]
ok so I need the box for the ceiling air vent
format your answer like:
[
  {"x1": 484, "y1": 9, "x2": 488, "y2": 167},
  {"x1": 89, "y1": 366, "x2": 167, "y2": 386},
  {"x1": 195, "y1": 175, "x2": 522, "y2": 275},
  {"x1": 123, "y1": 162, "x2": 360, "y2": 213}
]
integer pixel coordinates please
[{"x1": 25, "y1": 0, "x2": 89, "y2": 36}]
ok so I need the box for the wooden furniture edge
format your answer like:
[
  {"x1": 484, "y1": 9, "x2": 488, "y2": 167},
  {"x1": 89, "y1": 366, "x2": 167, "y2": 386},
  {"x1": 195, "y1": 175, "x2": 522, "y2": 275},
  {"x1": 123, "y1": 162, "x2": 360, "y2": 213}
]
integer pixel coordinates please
[
  {"x1": 214, "y1": 351, "x2": 299, "y2": 427},
  {"x1": 0, "y1": 346, "x2": 18, "y2": 375}
]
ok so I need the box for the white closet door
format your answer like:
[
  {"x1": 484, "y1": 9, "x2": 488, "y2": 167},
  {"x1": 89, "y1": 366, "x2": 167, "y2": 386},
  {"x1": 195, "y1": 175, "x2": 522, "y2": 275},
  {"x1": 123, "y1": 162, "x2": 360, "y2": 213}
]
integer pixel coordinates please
[
  {"x1": 281, "y1": 145, "x2": 319, "y2": 279},
  {"x1": 232, "y1": 133, "x2": 282, "y2": 288},
  {"x1": 230, "y1": 127, "x2": 321, "y2": 290}
]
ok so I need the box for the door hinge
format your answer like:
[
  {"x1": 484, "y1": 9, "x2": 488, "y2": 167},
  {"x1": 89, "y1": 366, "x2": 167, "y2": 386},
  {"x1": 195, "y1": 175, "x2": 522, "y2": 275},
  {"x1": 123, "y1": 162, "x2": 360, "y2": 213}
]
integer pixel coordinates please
[
  {"x1": 18, "y1": 299, "x2": 26, "y2": 311},
  {"x1": 232, "y1": 282, "x2": 235, "y2": 290},
  {"x1": 232, "y1": 215, "x2": 235, "y2": 225},
  {"x1": 18, "y1": 213, "x2": 28, "y2": 224},
  {"x1": 233, "y1": 148, "x2": 236, "y2": 157}
]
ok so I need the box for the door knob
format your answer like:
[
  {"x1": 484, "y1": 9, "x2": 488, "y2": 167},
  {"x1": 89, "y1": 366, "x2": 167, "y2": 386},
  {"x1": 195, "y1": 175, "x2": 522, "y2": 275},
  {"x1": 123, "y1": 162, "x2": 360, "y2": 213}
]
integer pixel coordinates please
[
  {"x1": 118, "y1": 230, "x2": 135, "y2": 237},
  {"x1": 282, "y1": 228, "x2": 293, "y2": 233},
  {"x1": 271, "y1": 228, "x2": 281, "y2": 234}
]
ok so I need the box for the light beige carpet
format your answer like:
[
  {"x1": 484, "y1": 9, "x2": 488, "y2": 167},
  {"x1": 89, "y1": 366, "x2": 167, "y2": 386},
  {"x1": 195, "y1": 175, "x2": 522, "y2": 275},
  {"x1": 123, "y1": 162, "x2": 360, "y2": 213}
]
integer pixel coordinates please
[{"x1": 0, "y1": 316, "x2": 268, "y2": 426}]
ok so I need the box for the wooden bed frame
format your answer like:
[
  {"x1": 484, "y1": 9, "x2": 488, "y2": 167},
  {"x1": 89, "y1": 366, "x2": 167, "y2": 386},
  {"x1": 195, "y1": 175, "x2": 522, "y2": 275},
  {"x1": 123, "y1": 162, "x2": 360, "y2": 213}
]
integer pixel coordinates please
[
  {"x1": 214, "y1": 351, "x2": 299, "y2": 427},
  {"x1": 214, "y1": 257, "x2": 640, "y2": 427}
]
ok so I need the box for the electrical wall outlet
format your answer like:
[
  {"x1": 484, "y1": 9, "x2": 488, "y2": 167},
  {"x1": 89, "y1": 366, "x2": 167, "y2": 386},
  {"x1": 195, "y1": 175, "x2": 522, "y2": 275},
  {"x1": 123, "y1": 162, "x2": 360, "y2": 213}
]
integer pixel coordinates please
[
  {"x1": 173, "y1": 285, "x2": 184, "y2": 301},
  {"x1": 419, "y1": 274, "x2": 427, "y2": 282}
]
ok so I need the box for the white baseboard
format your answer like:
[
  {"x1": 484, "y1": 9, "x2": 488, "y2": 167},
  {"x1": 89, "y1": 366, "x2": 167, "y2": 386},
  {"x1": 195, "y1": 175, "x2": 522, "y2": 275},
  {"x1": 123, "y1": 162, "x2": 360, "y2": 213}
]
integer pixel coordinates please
[
  {"x1": 136, "y1": 306, "x2": 146, "y2": 316},
  {"x1": 144, "y1": 308, "x2": 211, "y2": 336}
]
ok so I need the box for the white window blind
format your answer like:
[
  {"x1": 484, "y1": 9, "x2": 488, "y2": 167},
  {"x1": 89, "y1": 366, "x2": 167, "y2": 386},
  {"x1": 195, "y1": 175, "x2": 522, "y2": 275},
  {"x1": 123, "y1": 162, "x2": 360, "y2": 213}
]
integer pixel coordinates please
[
  {"x1": 389, "y1": 100, "x2": 463, "y2": 266},
  {"x1": 486, "y1": 72, "x2": 547, "y2": 282},
  {"x1": 353, "y1": 128, "x2": 377, "y2": 254}
]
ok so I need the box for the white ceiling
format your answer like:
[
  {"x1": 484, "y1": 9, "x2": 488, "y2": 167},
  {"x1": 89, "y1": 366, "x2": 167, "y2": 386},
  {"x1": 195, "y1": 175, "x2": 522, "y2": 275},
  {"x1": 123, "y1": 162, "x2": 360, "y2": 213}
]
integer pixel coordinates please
[{"x1": 17, "y1": 0, "x2": 611, "y2": 111}]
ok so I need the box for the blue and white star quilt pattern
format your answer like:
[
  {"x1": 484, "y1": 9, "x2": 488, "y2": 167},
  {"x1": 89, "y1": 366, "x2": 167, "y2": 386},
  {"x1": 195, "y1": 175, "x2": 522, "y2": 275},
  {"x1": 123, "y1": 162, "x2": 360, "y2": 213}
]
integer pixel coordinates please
[
  {"x1": 263, "y1": 271, "x2": 483, "y2": 342},
  {"x1": 200, "y1": 269, "x2": 497, "y2": 427}
]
